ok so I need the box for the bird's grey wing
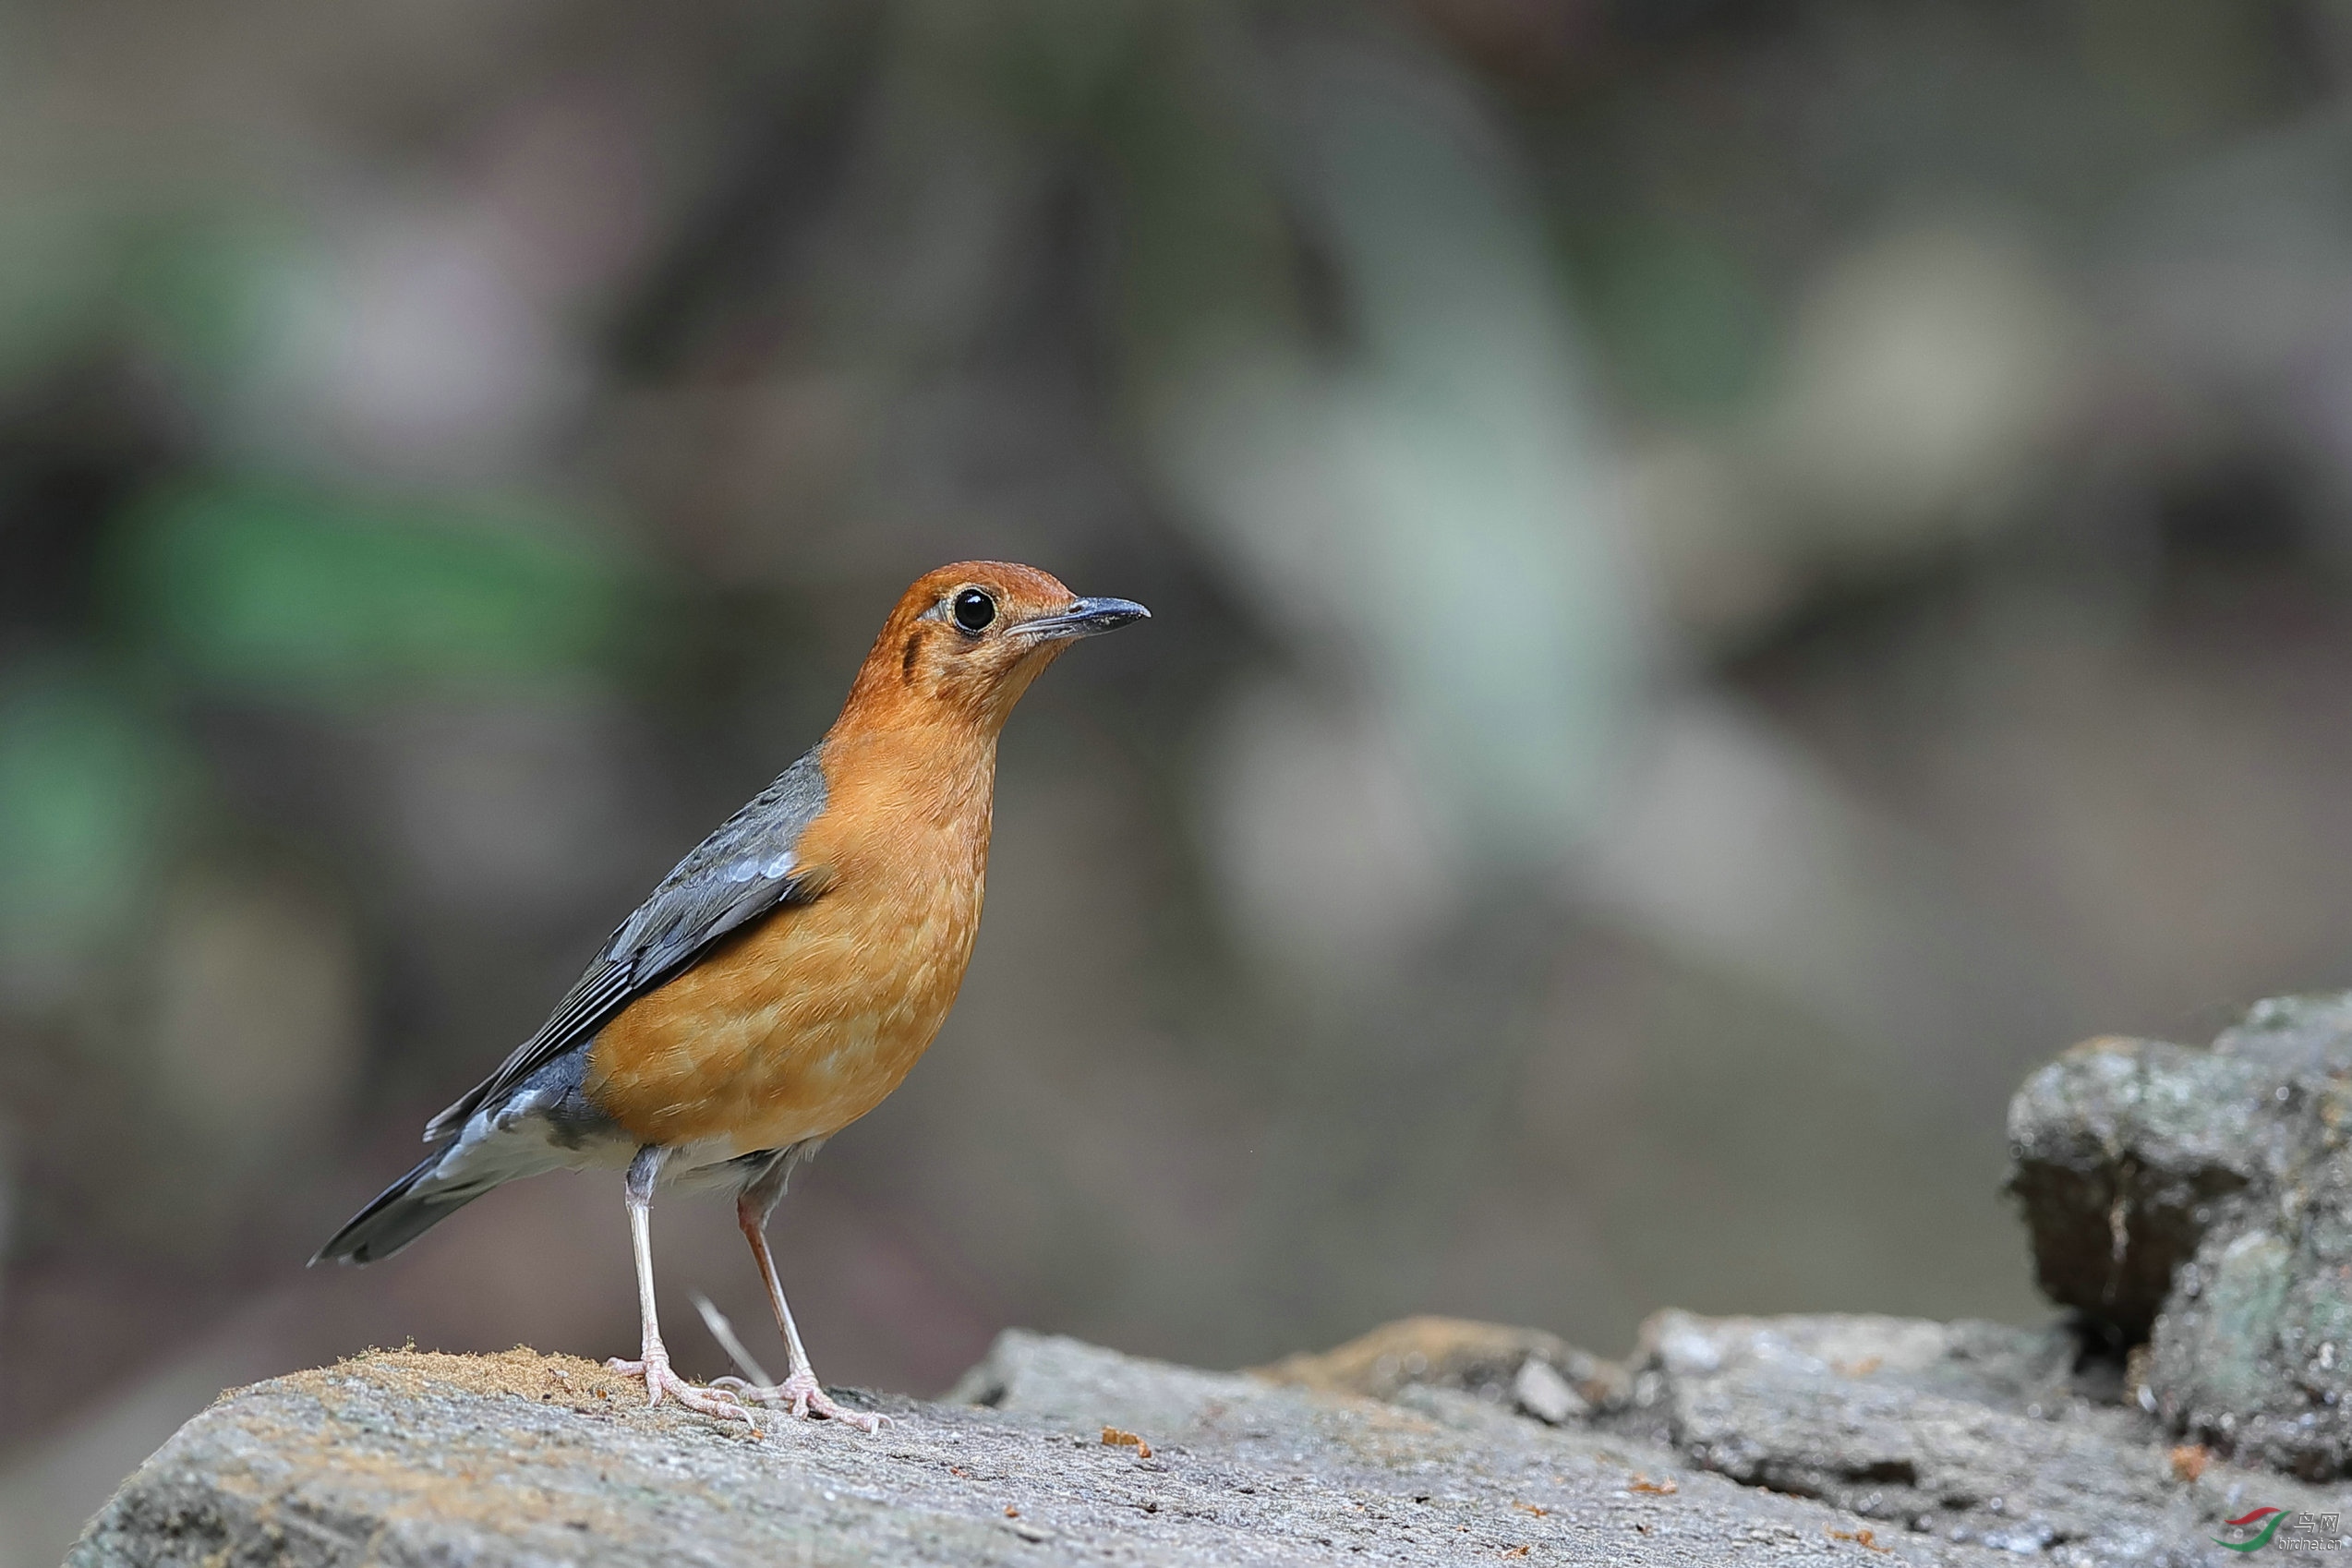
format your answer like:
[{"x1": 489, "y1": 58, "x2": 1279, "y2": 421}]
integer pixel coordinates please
[{"x1": 422, "y1": 749, "x2": 831, "y2": 1140}]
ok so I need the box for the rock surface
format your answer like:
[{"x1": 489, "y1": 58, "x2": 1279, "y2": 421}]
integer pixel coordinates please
[
  {"x1": 2008, "y1": 994, "x2": 2352, "y2": 1476},
  {"x1": 68, "y1": 1321, "x2": 2352, "y2": 1567},
  {"x1": 1618, "y1": 1310, "x2": 2346, "y2": 1562},
  {"x1": 65, "y1": 992, "x2": 2352, "y2": 1566}
]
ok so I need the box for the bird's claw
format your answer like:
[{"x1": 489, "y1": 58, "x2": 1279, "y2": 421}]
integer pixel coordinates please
[
  {"x1": 608, "y1": 1350, "x2": 759, "y2": 1428},
  {"x1": 711, "y1": 1370, "x2": 887, "y2": 1431}
]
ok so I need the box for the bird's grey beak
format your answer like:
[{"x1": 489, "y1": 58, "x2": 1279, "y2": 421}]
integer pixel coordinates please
[{"x1": 1015, "y1": 597, "x2": 1151, "y2": 641}]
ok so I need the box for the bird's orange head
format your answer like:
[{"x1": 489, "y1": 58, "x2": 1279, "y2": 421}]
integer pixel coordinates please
[{"x1": 834, "y1": 561, "x2": 1148, "y2": 740}]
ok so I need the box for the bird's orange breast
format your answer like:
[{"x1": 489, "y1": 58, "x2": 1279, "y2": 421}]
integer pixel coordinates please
[{"x1": 584, "y1": 733, "x2": 994, "y2": 1153}]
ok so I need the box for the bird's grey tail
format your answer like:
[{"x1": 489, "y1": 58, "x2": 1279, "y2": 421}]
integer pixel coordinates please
[{"x1": 311, "y1": 1146, "x2": 488, "y2": 1266}]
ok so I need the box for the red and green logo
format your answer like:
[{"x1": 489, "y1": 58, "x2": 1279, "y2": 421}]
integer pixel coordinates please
[{"x1": 2216, "y1": 1508, "x2": 2288, "y2": 1552}]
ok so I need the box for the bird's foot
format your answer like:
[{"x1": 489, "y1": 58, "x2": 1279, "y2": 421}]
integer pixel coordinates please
[
  {"x1": 711, "y1": 1370, "x2": 887, "y2": 1432},
  {"x1": 607, "y1": 1347, "x2": 759, "y2": 1429}
]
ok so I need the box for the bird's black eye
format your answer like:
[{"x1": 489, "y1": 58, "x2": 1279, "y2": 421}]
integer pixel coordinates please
[{"x1": 952, "y1": 588, "x2": 996, "y2": 633}]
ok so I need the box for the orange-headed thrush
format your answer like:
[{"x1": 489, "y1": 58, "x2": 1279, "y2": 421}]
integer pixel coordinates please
[{"x1": 316, "y1": 562, "x2": 1149, "y2": 1429}]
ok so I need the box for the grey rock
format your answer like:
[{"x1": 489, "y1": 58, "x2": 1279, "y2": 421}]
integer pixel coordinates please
[
  {"x1": 72, "y1": 1001, "x2": 2352, "y2": 1564},
  {"x1": 78, "y1": 1337, "x2": 2035, "y2": 1568},
  {"x1": 1618, "y1": 1309, "x2": 2352, "y2": 1566},
  {"x1": 1513, "y1": 1356, "x2": 1586, "y2": 1424},
  {"x1": 2008, "y1": 995, "x2": 2352, "y2": 1475},
  {"x1": 2008, "y1": 1035, "x2": 2274, "y2": 1341}
]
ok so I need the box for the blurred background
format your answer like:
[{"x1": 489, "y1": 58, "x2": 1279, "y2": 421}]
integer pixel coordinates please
[{"x1": 7, "y1": 0, "x2": 2352, "y2": 1554}]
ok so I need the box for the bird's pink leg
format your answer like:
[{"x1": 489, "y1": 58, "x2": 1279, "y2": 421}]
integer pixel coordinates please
[
  {"x1": 606, "y1": 1147, "x2": 756, "y2": 1428},
  {"x1": 710, "y1": 1193, "x2": 885, "y2": 1431}
]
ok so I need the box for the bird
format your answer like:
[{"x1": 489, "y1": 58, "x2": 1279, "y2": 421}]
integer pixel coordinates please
[{"x1": 315, "y1": 561, "x2": 1148, "y2": 1430}]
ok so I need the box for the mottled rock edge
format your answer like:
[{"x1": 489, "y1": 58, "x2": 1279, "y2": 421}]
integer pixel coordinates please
[{"x1": 2008, "y1": 994, "x2": 2352, "y2": 1476}]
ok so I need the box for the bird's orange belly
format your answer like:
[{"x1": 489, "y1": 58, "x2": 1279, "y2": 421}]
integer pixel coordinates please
[{"x1": 584, "y1": 879, "x2": 978, "y2": 1152}]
